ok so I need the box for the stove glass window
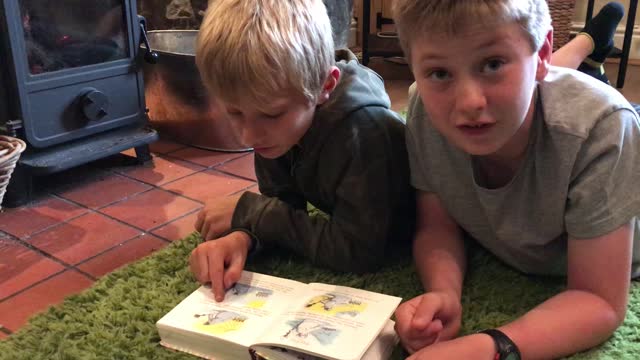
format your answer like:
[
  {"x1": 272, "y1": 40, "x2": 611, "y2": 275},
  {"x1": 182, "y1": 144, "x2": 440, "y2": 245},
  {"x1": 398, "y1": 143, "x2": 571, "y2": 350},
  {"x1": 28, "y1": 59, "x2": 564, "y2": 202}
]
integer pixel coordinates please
[{"x1": 20, "y1": 0, "x2": 129, "y2": 75}]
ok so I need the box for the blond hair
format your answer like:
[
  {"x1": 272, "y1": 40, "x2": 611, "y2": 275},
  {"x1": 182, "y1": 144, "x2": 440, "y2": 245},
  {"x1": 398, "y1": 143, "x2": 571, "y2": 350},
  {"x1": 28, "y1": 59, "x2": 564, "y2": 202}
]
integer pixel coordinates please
[
  {"x1": 196, "y1": 0, "x2": 334, "y2": 108},
  {"x1": 393, "y1": 0, "x2": 551, "y2": 61}
]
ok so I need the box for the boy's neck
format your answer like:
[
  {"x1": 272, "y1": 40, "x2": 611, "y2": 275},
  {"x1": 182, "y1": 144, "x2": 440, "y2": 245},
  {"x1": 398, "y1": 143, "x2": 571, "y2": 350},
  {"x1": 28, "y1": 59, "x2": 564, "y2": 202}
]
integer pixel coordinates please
[{"x1": 473, "y1": 94, "x2": 538, "y2": 187}]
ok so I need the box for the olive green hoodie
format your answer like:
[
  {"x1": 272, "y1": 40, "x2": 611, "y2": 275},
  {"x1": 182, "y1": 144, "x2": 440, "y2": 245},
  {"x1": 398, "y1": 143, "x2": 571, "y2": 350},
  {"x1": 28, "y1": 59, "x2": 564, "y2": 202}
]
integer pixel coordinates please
[{"x1": 231, "y1": 50, "x2": 414, "y2": 273}]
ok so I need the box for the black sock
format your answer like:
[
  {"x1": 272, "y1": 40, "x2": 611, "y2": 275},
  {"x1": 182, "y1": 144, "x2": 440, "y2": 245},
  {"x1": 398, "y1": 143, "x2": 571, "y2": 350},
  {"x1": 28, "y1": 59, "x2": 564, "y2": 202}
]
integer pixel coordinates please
[
  {"x1": 578, "y1": 62, "x2": 610, "y2": 85},
  {"x1": 579, "y1": 2, "x2": 624, "y2": 63}
]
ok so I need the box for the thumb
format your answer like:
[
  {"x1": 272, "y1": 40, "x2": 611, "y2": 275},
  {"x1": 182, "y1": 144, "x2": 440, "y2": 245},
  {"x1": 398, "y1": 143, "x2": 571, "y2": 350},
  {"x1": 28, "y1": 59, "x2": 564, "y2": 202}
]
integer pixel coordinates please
[
  {"x1": 411, "y1": 294, "x2": 439, "y2": 330},
  {"x1": 223, "y1": 252, "x2": 246, "y2": 289},
  {"x1": 423, "y1": 318, "x2": 443, "y2": 341}
]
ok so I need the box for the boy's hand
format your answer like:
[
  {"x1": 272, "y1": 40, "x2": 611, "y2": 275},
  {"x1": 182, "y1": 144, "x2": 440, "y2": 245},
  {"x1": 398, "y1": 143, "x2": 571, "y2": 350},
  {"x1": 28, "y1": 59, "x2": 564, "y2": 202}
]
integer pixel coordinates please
[
  {"x1": 195, "y1": 194, "x2": 242, "y2": 240},
  {"x1": 394, "y1": 291, "x2": 462, "y2": 354},
  {"x1": 189, "y1": 231, "x2": 251, "y2": 302}
]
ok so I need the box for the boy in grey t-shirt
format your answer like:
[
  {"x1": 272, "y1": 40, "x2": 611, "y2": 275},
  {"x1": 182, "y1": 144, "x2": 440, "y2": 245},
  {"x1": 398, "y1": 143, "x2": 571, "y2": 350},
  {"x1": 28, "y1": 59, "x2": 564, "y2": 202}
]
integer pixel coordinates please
[{"x1": 392, "y1": 1, "x2": 640, "y2": 359}]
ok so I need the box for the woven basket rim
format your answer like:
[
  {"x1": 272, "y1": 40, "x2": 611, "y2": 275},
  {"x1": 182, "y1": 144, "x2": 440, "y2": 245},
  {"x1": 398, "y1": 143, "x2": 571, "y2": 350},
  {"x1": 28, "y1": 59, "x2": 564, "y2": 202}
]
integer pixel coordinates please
[{"x1": 0, "y1": 136, "x2": 27, "y2": 164}]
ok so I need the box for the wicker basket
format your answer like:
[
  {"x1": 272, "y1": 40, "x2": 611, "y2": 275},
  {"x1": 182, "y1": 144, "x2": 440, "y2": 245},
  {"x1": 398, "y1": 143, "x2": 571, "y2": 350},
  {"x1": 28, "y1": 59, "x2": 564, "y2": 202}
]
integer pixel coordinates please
[
  {"x1": 0, "y1": 136, "x2": 27, "y2": 210},
  {"x1": 548, "y1": 0, "x2": 577, "y2": 51}
]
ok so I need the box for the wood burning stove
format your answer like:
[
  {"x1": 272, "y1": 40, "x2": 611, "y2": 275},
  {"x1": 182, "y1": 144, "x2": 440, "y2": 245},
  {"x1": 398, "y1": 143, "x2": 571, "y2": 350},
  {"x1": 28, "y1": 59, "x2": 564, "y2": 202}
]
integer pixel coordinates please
[{"x1": 0, "y1": 0, "x2": 158, "y2": 206}]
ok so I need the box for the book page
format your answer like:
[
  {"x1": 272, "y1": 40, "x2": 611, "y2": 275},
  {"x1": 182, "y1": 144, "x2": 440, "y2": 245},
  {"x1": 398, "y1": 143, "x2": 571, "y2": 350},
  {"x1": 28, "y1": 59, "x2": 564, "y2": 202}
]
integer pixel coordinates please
[
  {"x1": 252, "y1": 319, "x2": 398, "y2": 360},
  {"x1": 156, "y1": 271, "x2": 307, "y2": 348},
  {"x1": 254, "y1": 284, "x2": 401, "y2": 360}
]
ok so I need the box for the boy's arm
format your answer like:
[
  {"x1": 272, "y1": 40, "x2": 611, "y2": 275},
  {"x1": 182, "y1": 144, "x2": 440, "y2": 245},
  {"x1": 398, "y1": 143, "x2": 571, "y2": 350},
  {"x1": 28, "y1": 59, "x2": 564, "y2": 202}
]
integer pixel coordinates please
[
  {"x1": 495, "y1": 222, "x2": 633, "y2": 359},
  {"x1": 410, "y1": 221, "x2": 633, "y2": 360},
  {"x1": 412, "y1": 191, "x2": 466, "y2": 302},
  {"x1": 232, "y1": 109, "x2": 409, "y2": 273},
  {"x1": 394, "y1": 191, "x2": 466, "y2": 353}
]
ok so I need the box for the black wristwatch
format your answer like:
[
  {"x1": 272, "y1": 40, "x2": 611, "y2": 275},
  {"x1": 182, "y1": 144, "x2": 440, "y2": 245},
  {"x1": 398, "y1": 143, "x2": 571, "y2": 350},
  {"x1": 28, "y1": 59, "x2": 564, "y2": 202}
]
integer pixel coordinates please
[{"x1": 479, "y1": 329, "x2": 521, "y2": 360}]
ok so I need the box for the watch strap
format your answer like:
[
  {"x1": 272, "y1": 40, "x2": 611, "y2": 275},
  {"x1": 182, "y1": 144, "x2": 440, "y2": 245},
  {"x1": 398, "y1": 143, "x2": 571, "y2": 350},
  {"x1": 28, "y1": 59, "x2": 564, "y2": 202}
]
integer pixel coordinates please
[{"x1": 479, "y1": 329, "x2": 521, "y2": 360}]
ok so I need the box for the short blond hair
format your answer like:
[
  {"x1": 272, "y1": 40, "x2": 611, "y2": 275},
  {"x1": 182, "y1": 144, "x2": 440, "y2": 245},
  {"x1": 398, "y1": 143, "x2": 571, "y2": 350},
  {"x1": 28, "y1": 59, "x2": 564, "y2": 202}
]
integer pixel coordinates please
[
  {"x1": 196, "y1": 0, "x2": 335, "y2": 108},
  {"x1": 393, "y1": 0, "x2": 552, "y2": 61}
]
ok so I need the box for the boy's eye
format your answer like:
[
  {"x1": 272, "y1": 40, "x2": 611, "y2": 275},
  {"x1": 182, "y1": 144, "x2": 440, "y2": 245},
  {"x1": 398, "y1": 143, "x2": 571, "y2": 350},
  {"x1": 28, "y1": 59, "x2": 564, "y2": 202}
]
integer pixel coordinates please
[
  {"x1": 482, "y1": 59, "x2": 504, "y2": 73},
  {"x1": 427, "y1": 69, "x2": 450, "y2": 82}
]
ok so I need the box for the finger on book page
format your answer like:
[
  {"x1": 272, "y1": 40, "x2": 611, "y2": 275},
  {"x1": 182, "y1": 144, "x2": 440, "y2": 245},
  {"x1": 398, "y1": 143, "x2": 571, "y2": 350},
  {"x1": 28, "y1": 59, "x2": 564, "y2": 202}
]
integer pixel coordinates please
[{"x1": 207, "y1": 253, "x2": 226, "y2": 302}]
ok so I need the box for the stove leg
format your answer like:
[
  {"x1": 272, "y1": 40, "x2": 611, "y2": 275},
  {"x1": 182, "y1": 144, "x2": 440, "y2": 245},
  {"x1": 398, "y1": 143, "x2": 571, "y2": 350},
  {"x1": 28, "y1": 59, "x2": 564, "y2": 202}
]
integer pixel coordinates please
[
  {"x1": 2, "y1": 165, "x2": 33, "y2": 208},
  {"x1": 134, "y1": 145, "x2": 153, "y2": 164}
]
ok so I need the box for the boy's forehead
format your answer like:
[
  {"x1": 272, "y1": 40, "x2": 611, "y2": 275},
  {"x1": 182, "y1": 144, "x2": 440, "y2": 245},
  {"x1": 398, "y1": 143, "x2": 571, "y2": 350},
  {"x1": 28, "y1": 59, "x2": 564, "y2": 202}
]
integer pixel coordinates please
[
  {"x1": 411, "y1": 21, "x2": 529, "y2": 58},
  {"x1": 220, "y1": 93, "x2": 302, "y2": 111}
]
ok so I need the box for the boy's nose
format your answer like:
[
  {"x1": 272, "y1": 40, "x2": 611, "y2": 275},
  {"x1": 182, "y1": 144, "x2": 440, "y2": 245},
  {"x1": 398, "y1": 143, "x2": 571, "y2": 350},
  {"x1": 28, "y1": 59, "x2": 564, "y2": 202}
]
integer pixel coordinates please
[
  {"x1": 239, "y1": 125, "x2": 261, "y2": 148},
  {"x1": 455, "y1": 80, "x2": 487, "y2": 117}
]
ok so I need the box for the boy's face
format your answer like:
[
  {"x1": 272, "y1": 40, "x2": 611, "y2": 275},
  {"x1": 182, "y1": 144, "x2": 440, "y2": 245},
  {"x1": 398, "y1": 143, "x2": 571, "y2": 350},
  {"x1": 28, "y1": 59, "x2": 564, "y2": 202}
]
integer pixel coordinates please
[
  {"x1": 216, "y1": 67, "x2": 340, "y2": 159},
  {"x1": 410, "y1": 21, "x2": 551, "y2": 159},
  {"x1": 218, "y1": 95, "x2": 317, "y2": 159}
]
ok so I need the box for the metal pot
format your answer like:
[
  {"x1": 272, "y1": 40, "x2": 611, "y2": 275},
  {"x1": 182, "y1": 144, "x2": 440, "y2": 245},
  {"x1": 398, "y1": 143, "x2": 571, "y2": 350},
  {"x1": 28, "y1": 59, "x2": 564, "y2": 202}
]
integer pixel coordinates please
[{"x1": 142, "y1": 30, "x2": 250, "y2": 152}]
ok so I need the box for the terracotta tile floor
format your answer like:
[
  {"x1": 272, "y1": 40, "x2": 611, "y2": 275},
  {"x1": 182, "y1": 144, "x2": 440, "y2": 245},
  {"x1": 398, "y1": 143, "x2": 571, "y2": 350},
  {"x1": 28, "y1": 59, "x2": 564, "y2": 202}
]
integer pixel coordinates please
[
  {"x1": 0, "y1": 141, "x2": 257, "y2": 336},
  {"x1": 0, "y1": 61, "x2": 637, "y2": 339}
]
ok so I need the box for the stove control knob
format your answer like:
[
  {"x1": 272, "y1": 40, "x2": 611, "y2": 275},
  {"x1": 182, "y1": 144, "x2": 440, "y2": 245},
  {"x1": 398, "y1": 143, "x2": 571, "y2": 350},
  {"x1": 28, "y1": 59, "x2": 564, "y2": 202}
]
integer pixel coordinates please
[{"x1": 81, "y1": 89, "x2": 109, "y2": 121}]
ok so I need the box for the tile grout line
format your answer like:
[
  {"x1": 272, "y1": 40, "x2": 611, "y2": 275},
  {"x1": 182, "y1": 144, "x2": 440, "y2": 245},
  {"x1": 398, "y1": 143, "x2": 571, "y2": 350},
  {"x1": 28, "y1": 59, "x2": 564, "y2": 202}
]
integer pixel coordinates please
[
  {"x1": 0, "y1": 230, "x2": 100, "y2": 303},
  {"x1": 156, "y1": 171, "x2": 256, "y2": 205},
  {"x1": 110, "y1": 152, "x2": 253, "y2": 190},
  {"x1": 52, "y1": 186, "x2": 203, "y2": 238},
  {"x1": 54, "y1": 192, "x2": 166, "y2": 235},
  {"x1": 83, "y1": 187, "x2": 158, "y2": 211},
  {"x1": 0, "y1": 190, "x2": 186, "y2": 303},
  {"x1": 72, "y1": 232, "x2": 171, "y2": 269},
  {"x1": 0, "y1": 229, "x2": 174, "y2": 304},
  {"x1": 0, "y1": 209, "x2": 204, "y2": 304},
  {"x1": 50, "y1": 170, "x2": 155, "y2": 205},
  {"x1": 208, "y1": 167, "x2": 257, "y2": 183},
  {"x1": 145, "y1": 207, "x2": 203, "y2": 237},
  {"x1": 111, "y1": 165, "x2": 210, "y2": 189},
  {"x1": 85, "y1": 151, "x2": 254, "y2": 201},
  {"x1": 1, "y1": 196, "x2": 94, "y2": 241},
  {"x1": 161, "y1": 149, "x2": 251, "y2": 170},
  {"x1": 0, "y1": 191, "x2": 249, "y2": 326},
  {"x1": 229, "y1": 183, "x2": 260, "y2": 196},
  {"x1": 0, "y1": 150, "x2": 255, "y2": 308},
  {"x1": 0, "y1": 228, "x2": 97, "y2": 281},
  {"x1": 0, "y1": 268, "x2": 77, "y2": 303}
]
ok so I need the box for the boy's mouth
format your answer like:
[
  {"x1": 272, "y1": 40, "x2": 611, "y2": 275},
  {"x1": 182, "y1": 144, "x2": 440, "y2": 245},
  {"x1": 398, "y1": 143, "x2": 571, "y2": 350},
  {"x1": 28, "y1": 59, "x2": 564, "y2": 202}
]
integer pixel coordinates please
[{"x1": 457, "y1": 123, "x2": 494, "y2": 135}]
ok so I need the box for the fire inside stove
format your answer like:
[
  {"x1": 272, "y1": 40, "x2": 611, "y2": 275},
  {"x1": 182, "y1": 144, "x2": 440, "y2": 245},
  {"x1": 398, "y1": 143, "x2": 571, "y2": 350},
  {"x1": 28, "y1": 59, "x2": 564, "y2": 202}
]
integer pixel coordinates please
[
  {"x1": 0, "y1": 0, "x2": 158, "y2": 207},
  {"x1": 22, "y1": 0, "x2": 130, "y2": 75}
]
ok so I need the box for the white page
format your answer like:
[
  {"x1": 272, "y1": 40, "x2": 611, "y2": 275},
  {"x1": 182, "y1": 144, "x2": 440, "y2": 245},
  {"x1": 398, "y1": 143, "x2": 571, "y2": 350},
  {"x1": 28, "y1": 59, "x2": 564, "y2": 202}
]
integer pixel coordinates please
[
  {"x1": 157, "y1": 272, "x2": 307, "y2": 348},
  {"x1": 255, "y1": 283, "x2": 401, "y2": 360}
]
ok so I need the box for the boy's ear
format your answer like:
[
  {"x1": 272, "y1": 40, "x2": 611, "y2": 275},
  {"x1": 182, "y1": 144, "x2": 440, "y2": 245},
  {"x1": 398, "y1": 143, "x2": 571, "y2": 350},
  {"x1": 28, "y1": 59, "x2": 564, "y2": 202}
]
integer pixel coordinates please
[
  {"x1": 316, "y1": 66, "x2": 341, "y2": 105},
  {"x1": 535, "y1": 29, "x2": 553, "y2": 81}
]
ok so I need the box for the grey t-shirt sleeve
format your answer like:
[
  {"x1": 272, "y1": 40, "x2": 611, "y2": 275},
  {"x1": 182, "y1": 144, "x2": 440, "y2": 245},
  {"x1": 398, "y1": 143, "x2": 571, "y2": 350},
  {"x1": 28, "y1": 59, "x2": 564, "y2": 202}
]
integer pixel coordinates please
[
  {"x1": 406, "y1": 85, "x2": 433, "y2": 192},
  {"x1": 565, "y1": 108, "x2": 640, "y2": 239}
]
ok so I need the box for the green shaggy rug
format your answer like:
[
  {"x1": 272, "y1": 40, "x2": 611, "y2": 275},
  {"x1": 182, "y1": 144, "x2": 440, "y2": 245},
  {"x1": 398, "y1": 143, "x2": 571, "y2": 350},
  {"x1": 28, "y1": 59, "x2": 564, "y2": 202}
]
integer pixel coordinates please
[{"x1": 1, "y1": 233, "x2": 639, "y2": 359}]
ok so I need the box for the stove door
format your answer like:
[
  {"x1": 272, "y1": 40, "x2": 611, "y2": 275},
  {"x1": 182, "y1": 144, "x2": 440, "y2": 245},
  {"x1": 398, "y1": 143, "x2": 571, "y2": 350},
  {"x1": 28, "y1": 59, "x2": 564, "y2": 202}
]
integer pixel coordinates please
[{"x1": 6, "y1": 0, "x2": 145, "y2": 148}]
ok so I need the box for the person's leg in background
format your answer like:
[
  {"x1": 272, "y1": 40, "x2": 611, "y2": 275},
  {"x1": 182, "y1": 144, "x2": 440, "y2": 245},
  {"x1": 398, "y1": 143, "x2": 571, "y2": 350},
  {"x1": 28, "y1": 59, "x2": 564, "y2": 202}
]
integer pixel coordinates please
[{"x1": 551, "y1": 2, "x2": 625, "y2": 84}]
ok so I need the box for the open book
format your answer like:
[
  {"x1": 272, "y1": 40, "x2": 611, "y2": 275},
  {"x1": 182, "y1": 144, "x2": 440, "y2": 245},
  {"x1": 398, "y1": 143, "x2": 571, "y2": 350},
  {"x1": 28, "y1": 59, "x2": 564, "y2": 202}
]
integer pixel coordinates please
[{"x1": 156, "y1": 271, "x2": 402, "y2": 360}]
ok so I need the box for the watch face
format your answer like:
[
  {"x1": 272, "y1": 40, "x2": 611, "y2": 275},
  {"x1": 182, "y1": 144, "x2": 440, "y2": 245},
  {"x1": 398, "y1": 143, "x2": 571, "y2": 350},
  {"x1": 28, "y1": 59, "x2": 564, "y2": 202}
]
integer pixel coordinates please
[{"x1": 504, "y1": 353, "x2": 520, "y2": 360}]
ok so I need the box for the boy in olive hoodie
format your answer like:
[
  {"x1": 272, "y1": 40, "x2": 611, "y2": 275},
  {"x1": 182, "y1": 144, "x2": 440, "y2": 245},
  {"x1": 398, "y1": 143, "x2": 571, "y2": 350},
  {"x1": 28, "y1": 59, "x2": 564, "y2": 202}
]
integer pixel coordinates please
[{"x1": 190, "y1": 0, "x2": 414, "y2": 301}]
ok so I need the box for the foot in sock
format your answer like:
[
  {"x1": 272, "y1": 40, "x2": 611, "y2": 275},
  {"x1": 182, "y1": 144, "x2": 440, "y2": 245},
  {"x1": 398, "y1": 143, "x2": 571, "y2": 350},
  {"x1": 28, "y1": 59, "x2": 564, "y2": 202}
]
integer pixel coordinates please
[
  {"x1": 579, "y1": 2, "x2": 625, "y2": 63},
  {"x1": 577, "y1": 62, "x2": 610, "y2": 85}
]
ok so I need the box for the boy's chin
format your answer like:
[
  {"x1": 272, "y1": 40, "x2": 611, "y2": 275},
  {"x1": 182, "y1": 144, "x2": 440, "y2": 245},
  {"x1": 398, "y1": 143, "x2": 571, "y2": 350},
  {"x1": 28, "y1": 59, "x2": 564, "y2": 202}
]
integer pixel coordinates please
[
  {"x1": 457, "y1": 143, "x2": 502, "y2": 157},
  {"x1": 253, "y1": 145, "x2": 289, "y2": 159}
]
